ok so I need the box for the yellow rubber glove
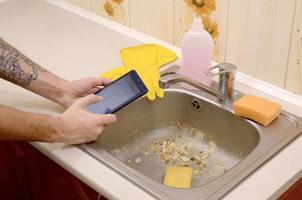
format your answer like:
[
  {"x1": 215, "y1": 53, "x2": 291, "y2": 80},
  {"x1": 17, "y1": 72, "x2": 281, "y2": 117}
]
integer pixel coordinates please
[
  {"x1": 101, "y1": 65, "x2": 126, "y2": 80},
  {"x1": 101, "y1": 44, "x2": 176, "y2": 100}
]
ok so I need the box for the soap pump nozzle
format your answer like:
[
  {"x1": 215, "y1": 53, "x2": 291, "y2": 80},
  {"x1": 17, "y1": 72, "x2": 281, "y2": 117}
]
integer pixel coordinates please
[{"x1": 191, "y1": 17, "x2": 204, "y2": 32}]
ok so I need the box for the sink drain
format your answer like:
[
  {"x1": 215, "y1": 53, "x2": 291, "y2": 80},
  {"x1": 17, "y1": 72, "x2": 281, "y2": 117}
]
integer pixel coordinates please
[{"x1": 191, "y1": 99, "x2": 202, "y2": 111}]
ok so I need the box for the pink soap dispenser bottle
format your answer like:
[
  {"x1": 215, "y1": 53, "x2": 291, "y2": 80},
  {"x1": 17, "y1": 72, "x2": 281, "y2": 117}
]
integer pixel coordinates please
[{"x1": 180, "y1": 17, "x2": 214, "y2": 88}]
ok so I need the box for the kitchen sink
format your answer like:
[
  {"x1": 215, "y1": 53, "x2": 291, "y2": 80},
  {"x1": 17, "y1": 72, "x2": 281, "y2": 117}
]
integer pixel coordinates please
[{"x1": 79, "y1": 68, "x2": 302, "y2": 200}]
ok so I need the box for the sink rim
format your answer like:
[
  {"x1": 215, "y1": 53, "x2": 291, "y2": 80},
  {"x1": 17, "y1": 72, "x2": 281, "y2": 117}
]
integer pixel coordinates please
[
  {"x1": 79, "y1": 116, "x2": 301, "y2": 200},
  {"x1": 93, "y1": 89, "x2": 262, "y2": 186},
  {"x1": 78, "y1": 77, "x2": 302, "y2": 200}
]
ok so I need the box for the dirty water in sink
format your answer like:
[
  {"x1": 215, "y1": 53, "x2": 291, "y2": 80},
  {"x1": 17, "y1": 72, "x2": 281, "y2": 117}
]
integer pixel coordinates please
[{"x1": 108, "y1": 121, "x2": 243, "y2": 187}]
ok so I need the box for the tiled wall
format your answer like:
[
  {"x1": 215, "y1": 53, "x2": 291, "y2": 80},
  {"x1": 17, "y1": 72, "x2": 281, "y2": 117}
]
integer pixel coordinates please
[{"x1": 64, "y1": 0, "x2": 302, "y2": 96}]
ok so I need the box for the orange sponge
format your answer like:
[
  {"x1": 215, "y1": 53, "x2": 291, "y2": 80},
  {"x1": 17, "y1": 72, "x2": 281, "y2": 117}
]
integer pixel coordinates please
[{"x1": 233, "y1": 95, "x2": 281, "y2": 126}]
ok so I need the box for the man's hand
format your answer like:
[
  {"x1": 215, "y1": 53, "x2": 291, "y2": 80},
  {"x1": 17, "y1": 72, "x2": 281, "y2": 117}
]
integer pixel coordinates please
[
  {"x1": 0, "y1": 38, "x2": 116, "y2": 144},
  {"x1": 0, "y1": 95, "x2": 116, "y2": 144},
  {"x1": 60, "y1": 77, "x2": 111, "y2": 108},
  {"x1": 0, "y1": 38, "x2": 113, "y2": 109},
  {"x1": 52, "y1": 94, "x2": 117, "y2": 144}
]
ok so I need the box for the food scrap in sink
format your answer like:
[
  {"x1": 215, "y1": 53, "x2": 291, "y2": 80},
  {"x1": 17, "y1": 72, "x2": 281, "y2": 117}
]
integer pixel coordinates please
[
  {"x1": 109, "y1": 121, "x2": 242, "y2": 185},
  {"x1": 143, "y1": 122, "x2": 229, "y2": 175}
]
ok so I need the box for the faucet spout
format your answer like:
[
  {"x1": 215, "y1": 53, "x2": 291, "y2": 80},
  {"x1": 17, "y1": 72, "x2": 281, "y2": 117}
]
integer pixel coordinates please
[
  {"x1": 159, "y1": 63, "x2": 236, "y2": 103},
  {"x1": 159, "y1": 73, "x2": 226, "y2": 101}
]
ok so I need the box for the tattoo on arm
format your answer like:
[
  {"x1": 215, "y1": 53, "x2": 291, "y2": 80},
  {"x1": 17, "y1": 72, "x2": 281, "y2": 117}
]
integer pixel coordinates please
[{"x1": 0, "y1": 38, "x2": 47, "y2": 86}]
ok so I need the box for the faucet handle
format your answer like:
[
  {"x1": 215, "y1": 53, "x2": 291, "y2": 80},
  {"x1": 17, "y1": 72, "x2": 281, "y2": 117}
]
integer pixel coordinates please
[
  {"x1": 207, "y1": 62, "x2": 236, "y2": 78},
  {"x1": 207, "y1": 63, "x2": 237, "y2": 102}
]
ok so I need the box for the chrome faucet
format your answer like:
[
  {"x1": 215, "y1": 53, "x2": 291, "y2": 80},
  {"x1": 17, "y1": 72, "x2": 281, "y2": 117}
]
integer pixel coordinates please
[{"x1": 159, "y1": 63, "x2": 236, "y2": 102}]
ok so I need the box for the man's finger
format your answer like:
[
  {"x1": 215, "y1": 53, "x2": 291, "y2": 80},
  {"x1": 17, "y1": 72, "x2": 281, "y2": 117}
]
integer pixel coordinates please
[
  {"x1": 89, "y1": 87, "x2": 101, "y2": 94},
  {"x1": 91, "y1": 78, "x2": 112, "y2": 87},
  {"x1": 75, "y1": 94, "x2": 102, "y2": 108},
  {"x1": 97, "y1": 114, "x2": 117, "y2": 125},
  {"x1": 97, "y1": 78, "x2": 112, "y2": 85}
]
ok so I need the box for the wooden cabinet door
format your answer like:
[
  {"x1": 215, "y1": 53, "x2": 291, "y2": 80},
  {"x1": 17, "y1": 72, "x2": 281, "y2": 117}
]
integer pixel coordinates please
[
  {"x1": 278, "y1": 177, "x2": 302, "y2": 200},
  {"x1": 0, "y1": 142, "x2": 34, "y2": 200},
  {"x1": 36, "y1": 147, "x2": 100, "y2": 200},
  {"x1": 0, "y1": 142, "x2": 102, "y2": 200}
]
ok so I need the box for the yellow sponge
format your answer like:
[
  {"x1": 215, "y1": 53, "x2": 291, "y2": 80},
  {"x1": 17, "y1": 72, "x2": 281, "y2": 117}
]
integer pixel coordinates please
[
  {"x1": 233, "y1": 95, "x2": 281, "y2": 126},
  {"x1": 163, "y1": 166, "x2": 193, "y2": 188}
]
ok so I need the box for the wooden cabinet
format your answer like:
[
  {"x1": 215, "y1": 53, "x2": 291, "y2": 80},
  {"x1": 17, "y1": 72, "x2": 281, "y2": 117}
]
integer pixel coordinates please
[
  {"x1": 278, "y1": 177, "x2": 302, "y2": 200},
  {"x1": 0, "y1": 142, "x2": 105, "y2": 200},
  {"x1": 0, "y1": 142, "x2": 35, "y2": 200}
]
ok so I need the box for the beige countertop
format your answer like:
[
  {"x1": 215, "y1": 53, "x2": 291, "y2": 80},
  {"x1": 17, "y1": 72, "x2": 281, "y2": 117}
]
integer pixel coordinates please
[{"x1": 0, "y1": 0, "x2": 301, "y2": 199}]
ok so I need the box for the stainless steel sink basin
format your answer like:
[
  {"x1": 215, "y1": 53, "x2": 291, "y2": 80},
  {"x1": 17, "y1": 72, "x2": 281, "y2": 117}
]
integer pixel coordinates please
[{"x1": 79, "y1": 70, "x2": 302, "y2": 200}]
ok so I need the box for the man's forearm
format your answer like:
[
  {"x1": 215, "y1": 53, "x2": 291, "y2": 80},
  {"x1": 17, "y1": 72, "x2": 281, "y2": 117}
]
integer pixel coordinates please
[
  {"x1": 0, "y1": 38, "x2": 68, "y2": 105},
  {"x1": 0, "y1": 105, "x2": 57, "y2": 142}
]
